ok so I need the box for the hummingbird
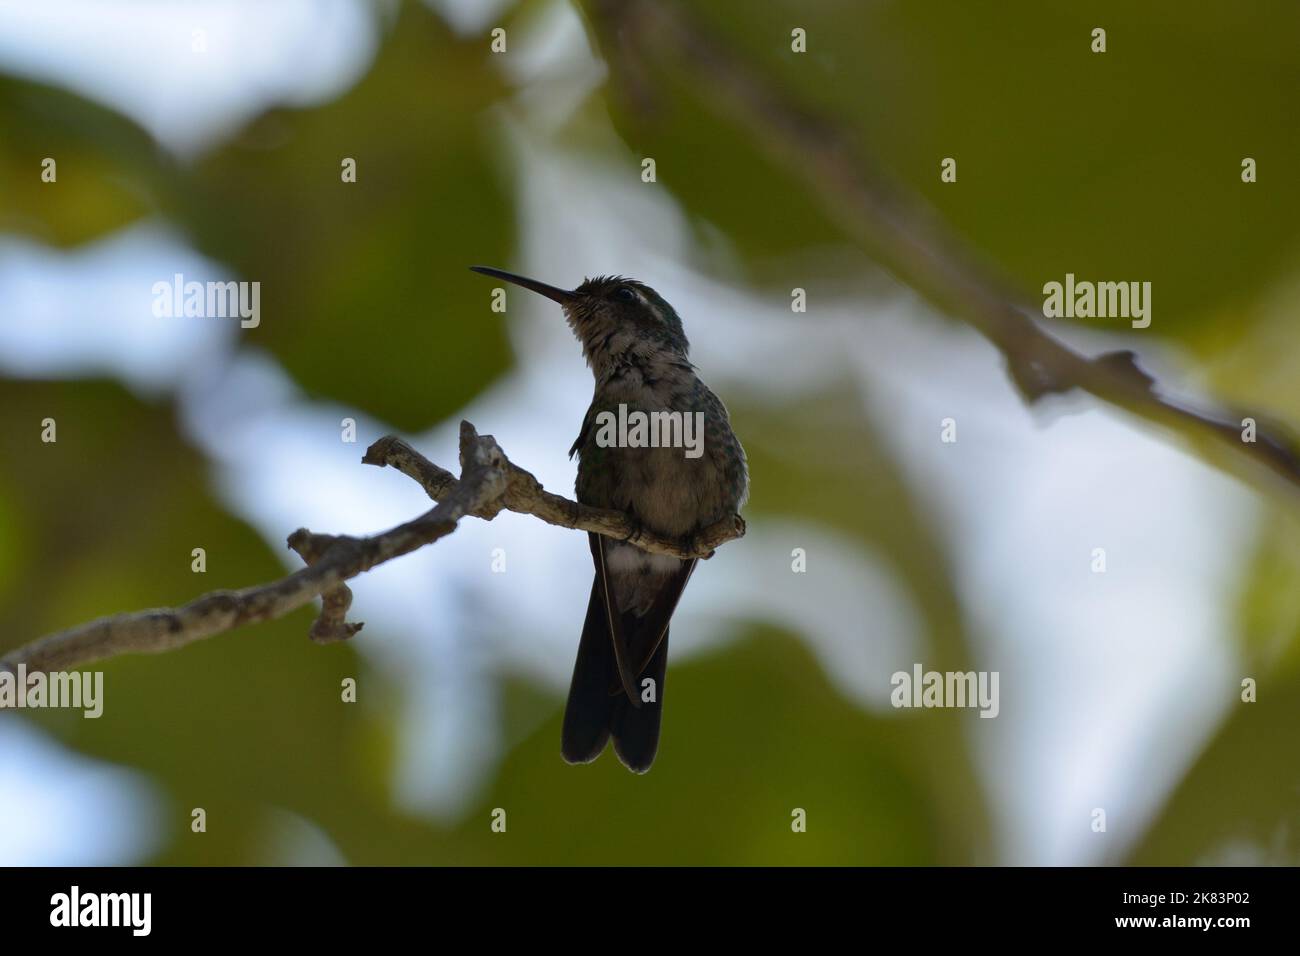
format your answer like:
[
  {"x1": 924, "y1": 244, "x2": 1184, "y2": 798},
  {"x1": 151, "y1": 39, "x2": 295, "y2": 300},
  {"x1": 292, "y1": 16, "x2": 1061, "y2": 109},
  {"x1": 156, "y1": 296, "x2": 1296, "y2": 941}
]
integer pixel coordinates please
[{"x1": 471, "y1": 266, "x2": 749, "y2": 772}]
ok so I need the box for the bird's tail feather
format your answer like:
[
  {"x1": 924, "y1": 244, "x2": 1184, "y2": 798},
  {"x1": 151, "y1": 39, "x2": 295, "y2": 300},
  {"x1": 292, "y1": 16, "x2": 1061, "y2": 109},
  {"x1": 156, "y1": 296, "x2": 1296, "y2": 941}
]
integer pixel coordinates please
[
  {"x1": 560, "y1": 578, "x2": 617, "y2": 765},
  {"x1": 561, "y1": 582, "x2": 669, "y2": 773},
  {"x1": 610, "y1": 627, "x2": 668, "y2": 773}
]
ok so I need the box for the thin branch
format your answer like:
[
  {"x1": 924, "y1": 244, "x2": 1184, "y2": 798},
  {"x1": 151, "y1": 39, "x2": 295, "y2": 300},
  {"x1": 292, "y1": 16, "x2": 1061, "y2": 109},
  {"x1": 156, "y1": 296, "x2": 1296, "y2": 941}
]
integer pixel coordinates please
[
  {"x1": 588, "y1": 0, "x2": 1300, "y2": 495},
  {"x1": 0, "y1": 422, "x2": 745, "y2": 674},
  {"x1": 362, "y1": 435, "x2": 744, "y2": 559}
]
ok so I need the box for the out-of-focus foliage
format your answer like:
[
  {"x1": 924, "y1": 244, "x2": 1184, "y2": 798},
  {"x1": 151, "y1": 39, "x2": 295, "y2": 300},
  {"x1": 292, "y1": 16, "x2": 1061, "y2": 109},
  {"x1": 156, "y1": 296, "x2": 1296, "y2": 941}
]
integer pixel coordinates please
[
  {"x1": 2, "y1": 3, "x2": 514, "y2": 430},
  {"x1": 2, "y1": 0, "x2": 1298, "y2": 865},
  {"x1": 584, "y1": 0, "x2": 1300, "y2": 343},
  {"x1": 169, "y1": 3, "x2": 515, "y2": 429},
  {"x1": 0, "y1": 76, "x2": 173, "y2": 245},
  {"x1": 1127, "y1": 516, "x2": 1300, "y2": 865}
]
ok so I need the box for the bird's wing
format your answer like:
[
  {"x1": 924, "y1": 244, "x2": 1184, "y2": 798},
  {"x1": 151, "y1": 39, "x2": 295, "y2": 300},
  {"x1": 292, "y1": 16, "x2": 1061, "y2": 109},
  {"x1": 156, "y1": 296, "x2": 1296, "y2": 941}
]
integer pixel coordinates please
[
  {"x1": 569, "y1": 403, "x2": 599, "y2": 459},
  {"x1": 607, "y1": 556, "x2": 697, "y2": 696}
]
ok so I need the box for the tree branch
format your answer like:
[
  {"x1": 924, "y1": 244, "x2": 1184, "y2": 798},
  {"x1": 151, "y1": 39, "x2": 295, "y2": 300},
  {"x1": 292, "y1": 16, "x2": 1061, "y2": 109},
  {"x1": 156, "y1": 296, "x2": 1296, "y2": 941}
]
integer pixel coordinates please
[
  {"x1": 361, "y1": 434, "x2": 744, "y2": 558},
  {"x1": 0, "y1": 422, "x2": 744, "y2": 675},
  {"x1": 588, "y1": 0, "x2": 1300, "y2": 495}
]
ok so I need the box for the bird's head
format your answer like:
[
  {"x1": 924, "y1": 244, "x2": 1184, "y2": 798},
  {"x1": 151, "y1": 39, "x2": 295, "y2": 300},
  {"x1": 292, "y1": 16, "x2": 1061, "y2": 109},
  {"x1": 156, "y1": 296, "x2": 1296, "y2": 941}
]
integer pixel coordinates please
[{"x1": 471, "y1": 266, "x2": 689, "y2": 371}]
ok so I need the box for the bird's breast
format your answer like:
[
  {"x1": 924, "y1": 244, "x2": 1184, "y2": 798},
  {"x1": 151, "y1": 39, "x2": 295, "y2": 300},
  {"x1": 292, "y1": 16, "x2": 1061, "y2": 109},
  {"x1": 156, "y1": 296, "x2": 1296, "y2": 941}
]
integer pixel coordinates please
[{"x1": 578, "y1": 380, "x2": 737, "y2": 539}]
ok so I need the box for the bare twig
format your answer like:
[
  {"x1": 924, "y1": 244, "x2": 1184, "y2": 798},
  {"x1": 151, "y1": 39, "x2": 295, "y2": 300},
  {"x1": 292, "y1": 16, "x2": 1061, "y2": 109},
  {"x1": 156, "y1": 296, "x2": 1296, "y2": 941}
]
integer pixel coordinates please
[
  {"x1": 363, "y1": 435, "x2": 745, "y2": 558},
  {"x1": 287, "y1": 529, "x2": 362, "y2": 644},
  {"x1": 0, "y1": 421, "x2": 745, "y2": 675},
  {"x1": 587, "y1": 0, "x2": 1300, "y2": 494}
]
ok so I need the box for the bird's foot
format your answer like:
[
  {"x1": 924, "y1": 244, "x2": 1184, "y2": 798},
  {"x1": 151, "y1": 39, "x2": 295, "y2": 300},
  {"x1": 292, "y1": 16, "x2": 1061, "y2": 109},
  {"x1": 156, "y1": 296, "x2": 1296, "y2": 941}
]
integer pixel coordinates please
[{"x1": 621, "y1": 517, "x2": 646, "y2": 545}]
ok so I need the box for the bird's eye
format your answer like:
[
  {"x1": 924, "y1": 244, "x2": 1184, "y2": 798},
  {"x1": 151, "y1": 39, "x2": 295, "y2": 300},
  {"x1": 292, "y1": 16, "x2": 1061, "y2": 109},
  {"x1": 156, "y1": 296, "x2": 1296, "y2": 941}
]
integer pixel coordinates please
[{"x1": 614, "y1": 286, "x2": 637, "y2": 303}]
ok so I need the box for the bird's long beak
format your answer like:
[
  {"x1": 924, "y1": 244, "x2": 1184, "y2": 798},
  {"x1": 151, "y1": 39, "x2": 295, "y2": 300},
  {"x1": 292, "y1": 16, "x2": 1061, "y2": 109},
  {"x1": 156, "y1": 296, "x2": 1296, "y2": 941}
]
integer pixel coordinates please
[{"x1": 470, "y1": 265, "x2": 579, "y2": 304}]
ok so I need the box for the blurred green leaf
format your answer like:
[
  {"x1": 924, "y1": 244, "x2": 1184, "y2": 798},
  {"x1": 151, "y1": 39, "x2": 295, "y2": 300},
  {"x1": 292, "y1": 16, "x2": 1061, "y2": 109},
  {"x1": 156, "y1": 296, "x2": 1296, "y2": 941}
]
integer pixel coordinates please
[
  {"x1": 0, "y1": 75, "x2": 171, "y2": 244},
  {"x1": 167, "y1": 1, "x2": 516, "y2": 430},
  {"x1": 580, "y1": 0, "x2": 1300, "y2": 338},
  {"x1": 1124, "y1": 512, "x2": 1300, "y2": 864},
  {"x1": 403, "y1": 630, "x2": 978, "y2": 865},
  {"x1": 727, "y1": 384, "x2": 991, "y2": 857},
  {"x1": 0, "y1": 378, "x2": 389, "y2": 864}
]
